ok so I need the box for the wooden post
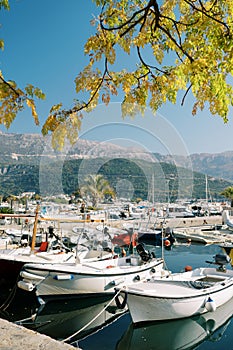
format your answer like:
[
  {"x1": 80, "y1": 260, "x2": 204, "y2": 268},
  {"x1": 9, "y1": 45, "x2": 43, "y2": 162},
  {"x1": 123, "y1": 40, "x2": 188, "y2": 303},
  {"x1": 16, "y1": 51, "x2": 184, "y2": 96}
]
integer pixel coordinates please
[{"x1": 31, "y1": 204, "x2": 40, "y2": 253}]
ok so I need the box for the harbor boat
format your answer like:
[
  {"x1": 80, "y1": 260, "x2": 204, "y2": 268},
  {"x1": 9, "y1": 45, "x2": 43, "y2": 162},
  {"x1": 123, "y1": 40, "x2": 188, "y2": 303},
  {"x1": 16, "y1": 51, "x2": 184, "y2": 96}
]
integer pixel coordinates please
[
  {"x1": 17, "y1": 243, "x2": 165, "y2": 302},
  {"x1": 122, "y1": 222, "x2": 176, "y2": 248},
  {"x1": 173, "y1": 225, "x2": 231, "y2": 245},
  {"x1": 115, "y1": 254, "x2": 233, "y2": 323},
  {"x1": 0, "y1": 243, "x2": 75, "y2": 284},
  {"x1": 0, "y1": 214, "x2": 114, "y2": 285},
  {"x1": 116, "y1": 294, "x2": 233, "y2": 350},
  {"x1": 0, "y1": 229, "x2": 117, "y2": 285},
  {"x1": 0, "y1": 206, "x2": 75, "y2": 284},
  {"x1": 137, "y1": 227, "x2": 175, "y2": 248}
]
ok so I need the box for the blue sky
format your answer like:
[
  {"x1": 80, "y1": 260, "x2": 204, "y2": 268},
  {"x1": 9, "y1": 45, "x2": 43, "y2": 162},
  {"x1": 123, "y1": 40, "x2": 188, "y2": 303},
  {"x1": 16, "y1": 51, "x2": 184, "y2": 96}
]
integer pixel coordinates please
[{"x1": 1, "y1": 0, "x2": 233, "y2": 156}]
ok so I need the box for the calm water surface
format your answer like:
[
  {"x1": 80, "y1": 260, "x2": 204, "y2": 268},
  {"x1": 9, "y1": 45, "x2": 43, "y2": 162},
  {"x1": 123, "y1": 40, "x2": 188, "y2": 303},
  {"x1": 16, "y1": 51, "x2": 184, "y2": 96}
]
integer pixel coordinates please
[{"x1": 1, "y1": 243, "x2": 233, "y2": 350}]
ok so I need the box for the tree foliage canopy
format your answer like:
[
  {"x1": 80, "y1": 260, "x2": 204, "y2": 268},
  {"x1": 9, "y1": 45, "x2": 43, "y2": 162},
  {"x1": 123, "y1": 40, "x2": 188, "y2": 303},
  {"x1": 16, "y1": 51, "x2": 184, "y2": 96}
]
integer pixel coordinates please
[
  {"x1": 1, "y1": 0, "x2": 233, "y2": 145},
  {"x1": 221, "y1": 186, "x2": 233, "y2": 206},
  {"x1": 80, "y1": 174, "x2": 115, "y2": 207}
]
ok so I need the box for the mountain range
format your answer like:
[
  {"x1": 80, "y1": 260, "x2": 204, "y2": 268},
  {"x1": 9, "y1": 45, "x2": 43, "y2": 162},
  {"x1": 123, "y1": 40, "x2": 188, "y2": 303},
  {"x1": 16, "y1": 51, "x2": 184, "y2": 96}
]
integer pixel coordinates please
[
  {"x1": 0, "y1": 131, "x2": 232, "y2": 180},
  {"x1": 0, "y1": 131, "x2": 232, "y2": 198}
]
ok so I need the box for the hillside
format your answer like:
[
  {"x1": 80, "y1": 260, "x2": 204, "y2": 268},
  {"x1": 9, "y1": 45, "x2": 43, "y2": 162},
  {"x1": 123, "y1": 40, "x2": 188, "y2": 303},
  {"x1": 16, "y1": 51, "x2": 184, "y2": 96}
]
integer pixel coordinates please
[
  {"x1": 153, "y1": 151, "x2": 233, "y2": 182},
  {"x1": 0, "y1": 132, "x2": 232, "y2": 200}
]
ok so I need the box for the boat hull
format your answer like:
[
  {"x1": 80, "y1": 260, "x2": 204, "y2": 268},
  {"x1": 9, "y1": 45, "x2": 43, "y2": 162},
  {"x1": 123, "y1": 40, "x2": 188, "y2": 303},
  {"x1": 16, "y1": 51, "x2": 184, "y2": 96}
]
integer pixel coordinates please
[{"x1": 18, "y1": 257, "x2": 165, "y2": 300}]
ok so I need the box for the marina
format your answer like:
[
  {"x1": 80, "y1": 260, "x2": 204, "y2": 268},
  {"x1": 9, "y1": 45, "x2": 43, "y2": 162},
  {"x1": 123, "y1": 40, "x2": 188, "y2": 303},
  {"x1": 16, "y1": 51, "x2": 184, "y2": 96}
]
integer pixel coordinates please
[
  {"x1": 2, "y1": 1, "x2": 233, "y2": 349},
  {"x1": 1, "y1": 204, "x2": 233, "y2": 349},
  {"x1": 1, "y1": 234, "x2": 233, "y2": 349}
]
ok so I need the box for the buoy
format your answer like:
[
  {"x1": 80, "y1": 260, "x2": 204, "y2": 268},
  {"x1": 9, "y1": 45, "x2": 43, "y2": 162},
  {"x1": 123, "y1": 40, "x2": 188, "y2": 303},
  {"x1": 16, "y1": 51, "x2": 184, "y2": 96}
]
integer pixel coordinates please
[
  {"x1": 164, "y1": 239, "x2": 170, "y2": 247},
  {"x1": 185, "y1": 265, "x2": 192, "y2": 272},
  {"x1": 205, "y1": 297, "x2": 216, "y2": 312}
]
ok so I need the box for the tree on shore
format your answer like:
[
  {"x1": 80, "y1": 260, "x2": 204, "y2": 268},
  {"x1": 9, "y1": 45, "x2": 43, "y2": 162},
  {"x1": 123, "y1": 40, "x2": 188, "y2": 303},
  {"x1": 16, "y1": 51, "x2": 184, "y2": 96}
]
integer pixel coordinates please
[
  {"x1": 80, "y1": 174, "x2": 115, "y2": 208},
  {"x1": 221, "y1": 187, "x2": 233, "y2": 207},
  {"x1": 1, "y1": 1, "x2": 233, "y2": 146}
]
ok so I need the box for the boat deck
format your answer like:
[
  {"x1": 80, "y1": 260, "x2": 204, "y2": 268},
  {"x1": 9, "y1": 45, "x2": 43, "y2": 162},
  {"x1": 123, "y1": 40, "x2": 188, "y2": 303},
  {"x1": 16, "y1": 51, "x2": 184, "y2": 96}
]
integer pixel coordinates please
[{"x1": 126, "y1": 273, "x2": 232, "y2": 297}]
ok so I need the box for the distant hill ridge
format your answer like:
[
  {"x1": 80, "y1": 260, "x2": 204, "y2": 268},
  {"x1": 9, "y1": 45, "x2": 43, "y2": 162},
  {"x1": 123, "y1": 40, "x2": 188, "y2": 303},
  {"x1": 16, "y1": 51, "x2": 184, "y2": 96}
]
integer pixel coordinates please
[
  {"x1": 154, "y1": 152, "x2": 233, "y2": 182},
  {"x1": 0, "y1": 132, "x2": 232, "y2": 198},
  {"x1": 0, "y1": 131, "x2": 155, "y2": 164}
]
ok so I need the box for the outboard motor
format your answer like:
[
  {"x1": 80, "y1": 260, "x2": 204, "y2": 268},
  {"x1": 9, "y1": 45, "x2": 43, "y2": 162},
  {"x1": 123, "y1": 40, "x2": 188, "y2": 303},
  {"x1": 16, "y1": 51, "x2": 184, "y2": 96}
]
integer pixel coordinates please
[
  {"x1": 136, "y1": 243, "x2": 154, "y2": 262},
  {"x1": 215, "y1": 254, "x2": 230, "y2": 269},
  {"x1": 206, "y1": 254, "x2": 230, "y2": 271}
]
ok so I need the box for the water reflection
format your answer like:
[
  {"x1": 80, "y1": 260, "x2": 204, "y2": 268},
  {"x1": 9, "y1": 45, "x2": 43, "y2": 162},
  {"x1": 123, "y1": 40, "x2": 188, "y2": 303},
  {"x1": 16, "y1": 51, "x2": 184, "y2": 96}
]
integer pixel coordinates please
[
  {"x1": 26, "y1": 296, "x2": 126, "y2": 344},
  {"x1": 116, "y1": 297, "x2": 233, "y2": 350}
]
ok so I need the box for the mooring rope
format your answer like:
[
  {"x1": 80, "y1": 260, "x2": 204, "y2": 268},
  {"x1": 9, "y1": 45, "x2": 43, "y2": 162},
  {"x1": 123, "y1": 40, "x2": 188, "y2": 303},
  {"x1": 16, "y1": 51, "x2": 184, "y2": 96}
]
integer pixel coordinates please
[
  {"x1": 62, "y1": 288, "x2": 125, "y2": 343},
  {"x1": 14, "y1": 313, "x2": 37, "y2": 325},
  {"x1": 0, "y1": 275, "x2": 20, "y2": 312}
]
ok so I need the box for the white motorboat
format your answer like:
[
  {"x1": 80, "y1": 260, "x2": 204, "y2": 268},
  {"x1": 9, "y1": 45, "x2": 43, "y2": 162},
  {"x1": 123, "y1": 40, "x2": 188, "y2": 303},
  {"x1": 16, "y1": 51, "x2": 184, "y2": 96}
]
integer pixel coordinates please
[
  {"x1": 17, "y1": 244, "x2": 165, "y2": 301},
  {"x1": 117, "y1": 293, "x2": 233, "y2": 350},
  {"x1": 115, "y1": 254, "x2": 233, "y2": 323}
]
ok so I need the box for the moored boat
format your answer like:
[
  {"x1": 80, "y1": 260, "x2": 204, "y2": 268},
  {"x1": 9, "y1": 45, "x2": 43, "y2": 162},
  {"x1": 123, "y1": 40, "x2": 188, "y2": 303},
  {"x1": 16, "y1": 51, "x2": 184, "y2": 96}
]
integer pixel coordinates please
[
  {"x1": 173, "y1": 225, "x2": 231, "y2": 245},
  {"x1": 116, "y1": 294, "x2": 233, "y2": 350},
  {"x1": 115, "y1": 254, "x2": 233, "y2": 323},
  {"x1": 17, "y1": 243, "x2": 165, "y2": 302}
]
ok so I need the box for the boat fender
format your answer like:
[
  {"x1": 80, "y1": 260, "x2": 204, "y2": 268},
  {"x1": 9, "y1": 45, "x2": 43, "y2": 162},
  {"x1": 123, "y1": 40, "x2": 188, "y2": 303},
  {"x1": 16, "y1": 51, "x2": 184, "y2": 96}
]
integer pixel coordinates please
[
  {"x1": 185, "y1": 265, "x2": 192, "y2": 272},
  {"x1": 164, "y1": 239, "x2": 170, "y2": 247},
  {"x1": 115, "y1": 291, "x2": 127, "y2": 309},
  {"x1": 205, "y1": 297, "x2": 216, "y2": 312},
  {"x1": 17, "y1": 280, "x2": 34, "y2": 292}
]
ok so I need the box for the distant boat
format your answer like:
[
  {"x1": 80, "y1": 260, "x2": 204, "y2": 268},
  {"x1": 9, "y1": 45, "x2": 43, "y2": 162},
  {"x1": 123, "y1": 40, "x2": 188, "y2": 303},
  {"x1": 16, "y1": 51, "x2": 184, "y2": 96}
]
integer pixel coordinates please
[
  {"x1": 222, "y1": 210, "x2": 233, "y2": 230},
  {"x1": 173, "y1": 225, "x2": 231, "y2": 245},
  {"x1": 115, "y1": 254, "x2": 233, "y2": 323}
]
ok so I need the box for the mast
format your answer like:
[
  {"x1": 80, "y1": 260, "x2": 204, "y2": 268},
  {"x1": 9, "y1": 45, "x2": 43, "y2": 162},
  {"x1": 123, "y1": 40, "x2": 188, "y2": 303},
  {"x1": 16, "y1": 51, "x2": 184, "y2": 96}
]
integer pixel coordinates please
[
  {"x1": 31, "y1": 204, "x2": 40, "y2": 253},
  {"x1": 205, "y1": 174, "x2": 208, "y2": 204}
]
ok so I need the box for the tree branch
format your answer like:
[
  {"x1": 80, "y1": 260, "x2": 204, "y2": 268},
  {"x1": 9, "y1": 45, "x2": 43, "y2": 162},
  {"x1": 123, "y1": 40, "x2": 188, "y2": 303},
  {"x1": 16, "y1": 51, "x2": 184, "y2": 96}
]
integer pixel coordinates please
[
  {"x1": 181, "y1": 84, "x2": 192, "y2": 106},
  {"x1": 184, "y1": 0, "x2": 230, "y2": 35},
  {"x1": 0, "y1": 75, "x2": 20, "y2": 97}
]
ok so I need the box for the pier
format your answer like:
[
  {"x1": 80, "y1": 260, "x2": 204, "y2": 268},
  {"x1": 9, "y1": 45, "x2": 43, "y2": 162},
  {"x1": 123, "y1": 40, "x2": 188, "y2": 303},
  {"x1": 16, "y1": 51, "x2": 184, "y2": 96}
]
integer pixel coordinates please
[{"x1": 0, "y1": 318, "x2": 79, "y2": 349}]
